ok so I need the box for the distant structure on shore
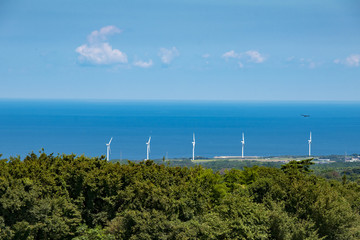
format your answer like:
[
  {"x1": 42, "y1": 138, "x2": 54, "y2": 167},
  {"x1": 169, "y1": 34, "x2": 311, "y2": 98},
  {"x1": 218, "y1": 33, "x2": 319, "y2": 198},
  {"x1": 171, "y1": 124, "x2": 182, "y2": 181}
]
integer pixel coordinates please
[
  {"x1": 192, "y1": 133, "x2": 196, "y2": 161},
  {"x1": 214, "y1": 156, "x2": 260, "y2": 159},
  {"x1": 345, "y1": 157, "x2": 360, "y2": 163},
  {"x1": 241, "y1": 132, "x2": 245, "y2": 158},
  {"x1": 106, "y1": 137, "x2": 113, "y2": 161},
  {"x1": 308, "y1": 131, "x2": 312, "y2": 156},
  {"x1": 104, "y1": 131, "x2": 316, "y2": 161},
  {"x1": 146, "y1": 136, "x2": 151, "y2": 160}
]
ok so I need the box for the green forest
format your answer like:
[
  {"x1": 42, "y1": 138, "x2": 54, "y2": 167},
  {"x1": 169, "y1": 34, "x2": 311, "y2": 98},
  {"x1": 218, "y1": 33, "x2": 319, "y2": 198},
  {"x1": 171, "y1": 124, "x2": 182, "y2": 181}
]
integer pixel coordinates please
[{"x1": 1, "y1": 152, "x2": 360, "y2": 239}]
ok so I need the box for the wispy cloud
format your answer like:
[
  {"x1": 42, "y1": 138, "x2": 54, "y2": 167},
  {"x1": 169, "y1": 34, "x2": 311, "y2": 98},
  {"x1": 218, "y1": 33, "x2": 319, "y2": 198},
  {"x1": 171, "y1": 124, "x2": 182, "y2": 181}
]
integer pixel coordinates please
[
  {"x1": 245, "y1": 50, "x2": 265, "y2": 63},
  {"x1": 76, "y1": 25, "x2": 127, "y2": 65},
  {"x1": 222, "y1": 50, "x2": 239, "y2": 59},
  {"x1": 87, "y1": 26, "x2": 121, "y2": 44},
  {"x1": 287, "y1": 56, "x2": 295, "y2": 61},
  {"x1": 345, "y1": 55, "x2": 360, "y2": 67},
  {"x1": 134, "y1": 59, "x2": 153, "y2": 68},
  {"x1": 287, "y1": 56, "x2": 319, "y2": 69},
  {"x1": 222, "y1": 50, "x2": 266, "y2": 67},
  {"x1": 300, "y1": 58, "x2": 318, "y2": 69},
  {"x1": 334, "y1": 54, "x2": 360, "y2": 67},
  {"x1": 202, "y1": 53, "x2": 210, "y2": 58},
  {"x1": 158, "y1": 47, "x2": 179, "y2": 64}
]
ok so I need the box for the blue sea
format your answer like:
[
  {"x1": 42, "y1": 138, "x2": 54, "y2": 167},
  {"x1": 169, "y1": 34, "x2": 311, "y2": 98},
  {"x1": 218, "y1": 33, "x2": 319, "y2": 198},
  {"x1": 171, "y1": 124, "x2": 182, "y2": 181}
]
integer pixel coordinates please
[{"x1": 0, "y1": 100, "x2": 359, "y2": 160}]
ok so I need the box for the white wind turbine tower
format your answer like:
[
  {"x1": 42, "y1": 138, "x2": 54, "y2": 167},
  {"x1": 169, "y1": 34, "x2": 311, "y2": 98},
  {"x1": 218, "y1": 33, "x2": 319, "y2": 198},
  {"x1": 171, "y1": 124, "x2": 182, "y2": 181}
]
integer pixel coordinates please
[
  {"x1": 146, "y1": 136, "x2": 151, "y2": 160},
  {"x1": 241, "y1": 132, "x2": 245, "y2": 158},
  {"x1": 192, "y1": 133, "x2": 196, "y2": 161},
  {"x1": 106, "y1": 137, "x2": 113, "y2": 161},
  {"x1": 308, "y1": 131, "x2": 312, "y2": 156}
]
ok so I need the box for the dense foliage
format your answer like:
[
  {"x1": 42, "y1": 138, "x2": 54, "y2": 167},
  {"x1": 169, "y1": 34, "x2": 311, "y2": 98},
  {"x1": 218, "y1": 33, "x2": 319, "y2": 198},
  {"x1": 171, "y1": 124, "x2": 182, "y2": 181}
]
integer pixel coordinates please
[{"x1": 1, "y1": 153, "x2": 360, "y2": 239}]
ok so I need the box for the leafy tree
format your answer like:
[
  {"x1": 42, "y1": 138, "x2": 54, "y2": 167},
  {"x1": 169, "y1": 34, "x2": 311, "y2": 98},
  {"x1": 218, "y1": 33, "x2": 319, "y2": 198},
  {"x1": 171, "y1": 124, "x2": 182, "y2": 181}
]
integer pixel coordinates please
[
  {"x1": 0, "y1": 152, "x2": 360, "y2": 239},
  {"x1": 281, "y1": 158, "x2": 314, "y2": 175},
  {"x1": 74, "y1": 225, "x2": 115, "y2": 240}
]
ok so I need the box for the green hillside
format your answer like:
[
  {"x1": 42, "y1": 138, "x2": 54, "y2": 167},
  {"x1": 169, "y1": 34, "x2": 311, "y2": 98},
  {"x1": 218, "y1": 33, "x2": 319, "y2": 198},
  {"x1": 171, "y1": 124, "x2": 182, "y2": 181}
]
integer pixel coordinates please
[{"x1": 1, "y1": 153, "x2": 360, "y2": 239}]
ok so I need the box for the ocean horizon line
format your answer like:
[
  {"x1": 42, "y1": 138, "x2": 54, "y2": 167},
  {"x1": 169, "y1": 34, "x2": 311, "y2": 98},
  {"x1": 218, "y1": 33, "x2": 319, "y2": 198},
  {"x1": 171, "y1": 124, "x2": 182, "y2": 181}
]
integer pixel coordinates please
[{"x1": 1, "y1": 98, "x2": 360, "y2": 104}]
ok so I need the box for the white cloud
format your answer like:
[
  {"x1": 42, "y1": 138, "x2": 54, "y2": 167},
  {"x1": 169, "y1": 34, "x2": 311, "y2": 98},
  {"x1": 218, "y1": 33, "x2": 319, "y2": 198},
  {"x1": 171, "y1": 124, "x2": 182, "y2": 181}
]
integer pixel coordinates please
[
  {"x1": 202, "y1": 53, "x2": 210, "y2": 58},
  {"x1": 222, "y1": 50, "x2": 266, "y2": 67},
  {"x1": 76, "y1": 25, "x2": 127, "y2": 65},
  {"x1": 345, "y1": 54, "x2": 360, "y2": 67},
  {"x1": 245, "y1": 50, "x2": 265, "y2": 63},
  {"x1": 158, "y1": 47, "x2": 179, "y2": 64},
  {"x1": 287, "y1": 57, "x2": 319, "y2": 69},
  {"x1": 76, "y1": 43, "x2": 127, "y2": 65},
  {"x1": 134, "y1": 59, "x2": 153, "y2": 68},
  {"x1": 287, "y1": 56, "x2": 295, "y2": 61},
  {"x1": 299, "y1": 58, "x2": 318, "y2": 69},
  {"x1": 88, "y1": 25, "x2": 121, "y2": 44},
  {"x1": 333, "y1": 54, "x2": 360, "y2": 67},
  {"x1": 222, "y1": 50, "x2": 239, "y2": 59}
]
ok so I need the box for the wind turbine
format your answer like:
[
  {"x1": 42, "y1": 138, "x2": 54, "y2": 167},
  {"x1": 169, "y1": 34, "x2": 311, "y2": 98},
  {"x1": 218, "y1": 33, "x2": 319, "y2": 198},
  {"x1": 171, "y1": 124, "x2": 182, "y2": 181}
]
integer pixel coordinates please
[
  {"x1": 146, "y1": 136, "x2": 151, "y2": 160},
  {"x1": 241, "y1": 132, "x2": 245, "y2": 158},
  {"x1": 308, "y1": 131, "x2": 312, "y2": 156},
  {"x1": 106, "y1": 137, "x2": 113, "y2": 161},
  {"x1": 192, "y1": 133, "x2": 196, "y2": 161}
]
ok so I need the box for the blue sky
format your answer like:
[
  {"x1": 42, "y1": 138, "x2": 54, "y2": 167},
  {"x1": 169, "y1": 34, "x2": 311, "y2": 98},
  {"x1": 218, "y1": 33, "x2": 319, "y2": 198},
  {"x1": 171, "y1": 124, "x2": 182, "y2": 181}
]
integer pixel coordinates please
[{"x1": 0, "y1": 0, "x2": 359, "y2": 101}]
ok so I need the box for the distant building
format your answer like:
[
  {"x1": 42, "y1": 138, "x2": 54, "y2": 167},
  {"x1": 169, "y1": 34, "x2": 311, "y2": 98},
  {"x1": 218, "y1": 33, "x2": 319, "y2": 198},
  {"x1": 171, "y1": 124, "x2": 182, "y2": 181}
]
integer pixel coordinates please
[
  {"x1": 314, "y1": 158, "x2": 331, "y2": 164},
  {"x1": 345, "y1": 157, "x2": 360, "y2": 163}
]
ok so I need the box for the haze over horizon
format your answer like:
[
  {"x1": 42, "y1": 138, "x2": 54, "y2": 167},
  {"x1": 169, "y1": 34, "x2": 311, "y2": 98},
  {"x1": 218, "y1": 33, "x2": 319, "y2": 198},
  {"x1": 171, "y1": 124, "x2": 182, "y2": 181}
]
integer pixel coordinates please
[{"x1": 1, "y1": 0, "x2": 359, "y2": 101}]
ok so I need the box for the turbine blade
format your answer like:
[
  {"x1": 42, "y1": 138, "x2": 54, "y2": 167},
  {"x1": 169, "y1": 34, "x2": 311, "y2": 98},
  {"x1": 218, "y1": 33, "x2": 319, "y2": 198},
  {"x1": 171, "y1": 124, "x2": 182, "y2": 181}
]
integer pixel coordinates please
[{"x1": 109, "y1": 137, "x2": 113, "y2": 145}]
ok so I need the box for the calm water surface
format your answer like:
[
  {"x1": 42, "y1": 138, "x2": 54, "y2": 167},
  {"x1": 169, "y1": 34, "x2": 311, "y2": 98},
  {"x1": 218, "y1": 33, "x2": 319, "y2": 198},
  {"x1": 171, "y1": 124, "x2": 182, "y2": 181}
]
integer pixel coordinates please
[{"x1": 0, "y1": 100, "x2": 359, "y2": 160}]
